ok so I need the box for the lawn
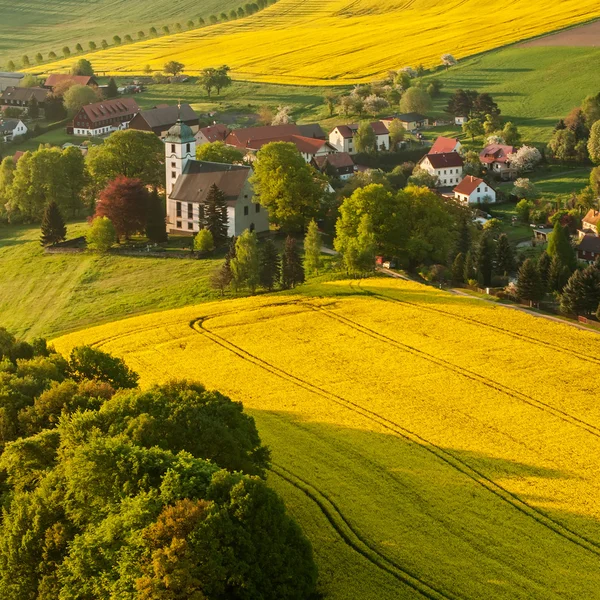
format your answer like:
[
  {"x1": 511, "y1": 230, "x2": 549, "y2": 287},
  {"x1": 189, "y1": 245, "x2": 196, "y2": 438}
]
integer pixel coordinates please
[
  {"x1": 51, "y1": 277, "x2": 600, "y2": 599},
  {"x1": 11, "y1": 127, "x2": 103, "y2": 153}
]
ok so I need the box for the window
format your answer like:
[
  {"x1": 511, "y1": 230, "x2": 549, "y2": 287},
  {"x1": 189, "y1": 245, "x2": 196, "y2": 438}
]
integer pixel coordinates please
[
  {"x1": 176, "y1": 202, "x2": 182, "y2": 218},
  {"x1": 176, "y1": 221, "x2": 182, "y2": 228},
  {"x1": 171, "y1": 144, "x2": 176, "y2": 153},
  {"x1": 255, "y1": 204, "x2": 260, "y2": 213},
  {"x1": 244, "y1": 206, "x2": 249, "y2": 216},
  {"x1": 186, "y1": 143, "x2": 190, "y2": 153},
  {"x1": 477, "y1": 188, "x2": 481, "y2": 193},
  {"x1": 171, "y1": 162, "x2": 176, "y2": 168},
  {"x1": 171, "y1": 172, "x2": 176, "y2": 179},
  {"x1": 188, "y1": 203, "x2": 193, "y2": 219},
  {"x1": 187, "y1": 222, "x2": 193, "y2": 230}
]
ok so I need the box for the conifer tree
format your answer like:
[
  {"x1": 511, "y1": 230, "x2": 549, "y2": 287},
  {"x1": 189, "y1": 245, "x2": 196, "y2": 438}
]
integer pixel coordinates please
[
  {"x1": 537, "y1": 251, "x2": 551, "y2": 291},
  {"x1": 548, "y1": 255, "x2": 571, "y2": 293},
  {"x1": 463, "y1": 250, "x2": 475, "y2": 283},
  {"x1": 495, "y1": 233, "x2": 515, "y2": 275},
  {"x1": 40, "y1": 201, "x2": 67, "y2": 246},
  {"x1": 145, "y1": 188, "x2": 168, "y2": 243},
  {"x1": 281, "y1": 236, "x2": 305, "y2": 289},
  {"x1": 203, "y1": 183, "x2": 229, "y2": 247},
  {"x1": 452, "y1": 252, "x2": 465, "y2": 284},
  {"x1": 517, "y1": 258, "x2": 544, "y2": 306},
  {"x1": 560, "y1": 265, "x2": 600, "y2": 316},
  {"x1": 303, "y1": 219, "x2": 322, "y2": 275},
  {"x1": 476, "y1": 233, "x2": 494, "y2": 287},
  {"x1": 259, "y1": 238, "x2": 281, "y2": 291},
  {"x1": 28, "y1": 97, "x2": 40, "y2": 119},
  {"x1": 105, "y1": 78, "x2": 119, "y2": 99},
  {"x1": 547, "y1": 221, "x2": 576, "y2": 272},
  {"x1": 455, "y1": 215, "x2": 471, "y2": 256}
]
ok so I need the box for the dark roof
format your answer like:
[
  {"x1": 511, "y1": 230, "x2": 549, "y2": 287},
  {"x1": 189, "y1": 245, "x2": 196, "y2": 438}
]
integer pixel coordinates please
[
  {"x1": 332, "y1": 121, "x2": 388, "y2": 138},
  {"x1": 397, "y1": 113, "x2": 427, "y2": 122},
  {"x1": 578, "y1": 234, "x2": 600, "y2": 254},
  {"x1": 135, "y1": 104, "x2": 197, "y2": 129},
  {"x1": 454, "y1": 176, "x2": 487, "y2": 195},
  {"x1": 225, "y1": 123, "x2": 324, "y2": 147},
  {"x1": 314, "y1": 152, "x2": 354, "y2": 169},
  {"x1": 44, "y1": 74, "x2": 97, "y2": 88},
  {"x1": 77, "y1": 97, "x2": 139, "y2": 124},
  {"x1": 170, "y1": 160, "x2": 251, "y2": 204},
  {"x1": 0, "y1": 119, "x2": 21, "y2": 133},
  {"x1": 1, "y1": 86, "x2": 49, "y2": 103},
  {"x1": 198, "y1": 123, "x2": 229, "y2": 142},
  {"x1": 0, "y1": 72, "x2": 24, "y2": 79},
  {"x1": 425, "y1": 152, "x2": 464, "y2": 169},
  {"x1": 297, "y1": 123, "x2": 326, "y2": 139}
]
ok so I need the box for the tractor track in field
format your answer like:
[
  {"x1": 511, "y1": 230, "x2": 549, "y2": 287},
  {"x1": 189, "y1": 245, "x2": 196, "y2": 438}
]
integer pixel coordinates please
[
  {"x1": 190, "y1": 315, "x2": 600, "y2": 560},
  {"x1": 350, "y1": 280, "x2": 600, "y2": 367},
  {"x1": 271, "y1": 464, "x2": 458, "y2": 600}
]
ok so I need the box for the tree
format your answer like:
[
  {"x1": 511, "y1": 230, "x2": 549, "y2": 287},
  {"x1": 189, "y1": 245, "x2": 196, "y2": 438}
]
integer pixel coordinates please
[
  {"x1": 408, "y1": 167, "x2": 438, "y2": 188},
  {"x1": 196, "y1": 141, "x2": 243, "y2": 164},
  {"x1": 363, "y1": 94, "x2": 389, "y2": 116},
  {"x1": 354, "y1": 121, "x2": 377, "y2": 153},
  {"x1": 145, "y1": 187, "x2": 168, "y2": 243},
  {"x1": 63, "y1": 46, "x2": 71, "y2": 57},
  {"x1": 462, "y1": 118, "x2": 484, "y2": 141},
  {"x1": 100, "y1": 39, "x2": 108, "y2": 49},
  {"x1": 441, "y1": 54, "x2": 457, "y2": 69},
  {"x1": 512, "y1": 178, "x2": 539, "y2": 201},
  {"x1": 95, "y1": 176, "x2": 149, "y2": 241},
  {"x1": 517, "y1": 259, "x2": 544, "y2": 306},
  {"x1": 0, "y1": 156, "x2": 15, "y2": 217},
  {"x1": 547, "y1": 221, "x2": 576, "y2": 271},
  {"x1": 231, "y1": 229, "x2": 260, "y2": 292},
  {"x1": 149, "y1": 27, "x2": 158, "y2": 36},
  {"x1": 105, "y1": 77, "x2": 118, "y2": 98},
  {"x1": 452, "y1": 252, "x2": 465, "y2": 284},
  {"x1": 446, "y1": 89, "x2": 477, "y2": 118},
  {"x1": 250, "y1": 142, "x2": 326, "y2": 233},
  {"x1": 28, "y1": 96, "x2": 39, "y2": 119},
  {"x1": 259, "y1": 238, "x2": 281, "y2": 290},
  {"x1": 507, "y1": 145, "x2": 542, "y2": 172},
  {"x1": 71, "y1": 58, "x2": 93, "y2": 76},
  {"x1": 211, "y1": 262, "x2": 233, "y2": 296},
  {"x1": 209, "y1": 15, "x2": 218, "y2": 23},
  {"x1": 69, "y1": 346, "x2": 139, "y2": 388},
  {"x1": 35, "y1": 52, "x2": 43, "y2": 64},
  {"x1": 281, "y1": 236, "x2": 305, "y2": 289},
  {"x1": 502, "y1": 122, "x2": 521, "y2": 146},
  {"x1": 399, "y1": 87, "x2": 432, "y2": 115},
  {"x1": 19, "y1": 74, "x2": 38, "y2": 88},
  {"x1": 188, "y1": 19, "x2": 196, "y2": 28},
  {"x1": 86, "y1": 216, "x2": 116, "y2": 252},
  {"x1": 588, "y1": 121, "x2": 600, "y2": 164},
  {"x1": 582, "y1": 93, "x2": 600, "y2": 128},
  {"x1": 138, "y1": 30, "x2": 145, "y2": 39},
  {"x1": 548, "y1": 255, "x2": 571, "y2": 293},
  {"x1": 40, "y1": 201, "x2": 67, "y2": 246},
  {"x1": 202, "y1": 184, "x2": 229, "y2": 247},
  {"x1": 339, "y1": 213, "x2": 377, "y2": 275},
  {"x1": 560, "y1": 265, "x2": 600, "y2": 316},
  {"x1": 547, "y1": 128, "x2": 577, "y2": 161},
  {"x1": 495, "y1": 233, "x2": 515, "y2": 275},
  {"x1": 214, "y1": 65, "x2": 232, "y2": 94},
  {"x1": 463, "y1": 150, "x2": 482, "y2": 176},
  {"x1": 483, "y1": 113, "x2": 502, "y2": 135},
  {"x1": 388, "y1": 119, "x2": 406, "y2": 150},
  {"x1": 303, "y1": 220, "x2": 322, "y2": 275},
  {"x1": 194, "y1": 229, "x2": 215, "y2": 253},
  {"x1": 538, "y1": 251, "x2": 551, "y2": 290},
  {"x1": 324, "y1": 93, "x2": 337, "y2": 117},
  {"x1": 199, "y1": 67, "x2": 217, "y2": 97},
  {"x1": 565, "y1": 107, "x2": 589, "y2": 141},
  {"x1": 63, "y1": 84, "x2": 100, "y2": 114},
  {"x1": 113, "y1": 35, "x2": 122, "y2": 45},
  {"x1": 463, "y1": 250, "x2": 475, "y2": 283},
  {"x1": 473, "y1": 93, "x2": 500, "y2": 118},
  {"x1": 591, "y1": 167, "x2": 600, "y2": 197},
  {"x1": 476, "y1": 232, "x2": 494, "y2": 287},
  {"x1": 272, "y1": 105, "x2": 292, "y2": 125},
  {"x1": 164, "y1": 61, "x2": 185, "y2": 76}
]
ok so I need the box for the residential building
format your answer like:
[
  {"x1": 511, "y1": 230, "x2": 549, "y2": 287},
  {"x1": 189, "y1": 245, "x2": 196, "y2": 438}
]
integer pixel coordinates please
[
  {"x1": 43, "y1": 74, "x2": 98, "y2": 90},
  {"x1": 70, "y1": 97, "x2": 139, "y2": 136},
  {"x1": 419, "y1": 152, "x2": 464, "y2": 187},
  {"x1": 388, "y1": 113, "x2": 429, "y2": 131},
  {"x1": 195, "y1": 123, "x2": 229, "y2": 146},
  {"x1": 128, "y1": 103, "x2": 199, "y2": 138},
  {"x1": 577, "y1": 234, "x2": 600, "y2": 263},
  {"x1": 329, "y1": 122, "x2": 390, "y2": 155},
  {"x1": 480, "y1": 144, "x2": 517, "y2": 180},
  {"x1": 0, "y1": 119, "x2": 27, "y2": 142},
  {"x1": 1, "y1": 86, "x2": 49, "y2": 112},
  {"x1": 0, "y1": 72, "x2": 25, "y2": 93},
  {"x1": 430, "y1": 136, "x2": 461, "y2": 154},
  {"x1": 582, "y1": 208, "x2": 600, "y2": 235},
  {"x1": 454, "y1": 116, "x2": 467, "y2": 126},
  {"x1": 165, "y1": 118, "x2": 268, "y2": 236},
  {"x1": 453, "y1": 176, "x2": 496, "y2": 205},
  {"x1": 312, "y1": 152, "x2": 355, "y2": 180}
]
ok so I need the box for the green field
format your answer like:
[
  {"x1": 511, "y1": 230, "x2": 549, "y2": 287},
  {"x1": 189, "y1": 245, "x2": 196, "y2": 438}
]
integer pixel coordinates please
[{"x1": 0, "y1": 0, "x2": 240, "y2": 67}]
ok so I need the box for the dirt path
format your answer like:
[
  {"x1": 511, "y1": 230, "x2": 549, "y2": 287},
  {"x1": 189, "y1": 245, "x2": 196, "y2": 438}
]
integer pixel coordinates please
[{"x1": 520, "y1": 19, "x2": 600, "y2": 48}]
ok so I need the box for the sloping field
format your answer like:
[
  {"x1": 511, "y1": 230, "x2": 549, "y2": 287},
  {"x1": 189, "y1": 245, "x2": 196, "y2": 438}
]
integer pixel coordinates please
[
  {"x1": 30, "y1": 1, "x2": 600, "y2": 84},
  {"x1": 52, "y1": 278, "x2": 600, "y2": 598}
]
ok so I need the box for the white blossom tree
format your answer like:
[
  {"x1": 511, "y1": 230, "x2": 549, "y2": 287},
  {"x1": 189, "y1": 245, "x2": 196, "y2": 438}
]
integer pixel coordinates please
[
  {"x1": 486, "y1": 134, "x2": 505, "y2": 145},
  {"x1": 271, "y1": 105, "x2": 293, "y2": 125},
  {"x1": 363, "y1": 94, "x2": 390, "y2": 116},
  {"x1": 441, "y1": 54, "x2": 457, "y2": 69},
  {"x1": 512, "y1": 178, "x2": 539, "y2": 200},
  {"x1": 507, "y1": 146, "x2": 542, "y2": 172},
  {"x1": 400, "y1": 66, "x2": 417, "y2": 78}
]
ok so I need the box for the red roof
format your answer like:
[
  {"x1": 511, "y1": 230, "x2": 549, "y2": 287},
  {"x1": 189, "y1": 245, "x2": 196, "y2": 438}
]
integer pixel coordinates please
[
  {"x1": 480, "y1": 144, "x2": 515, "y2": 165},
  {"x1": 13, "y1": 151, "x2": 24, "y2": 163},
  {"x1": 44, "y1": 74, "x2": 97, "y2": 88},
  {"x1": 583, "y1": 209, "x2": 600, "y2": 228},
  {"x1": 226, "y1": 124, "x2": 302, "y2": 147},
  {"x1": 430, "y1": 136, "x2": 459, "y2": 154},
  {"x1": 424, "y1": 152, "x2": 464, "y2": 169},
  {"x1": 332, "y1": 121, "x2": 388, "y2": 138},
  {"x1": 454, "y1": 176, "x2": 486, "y2": 195},
  {"x1": 77, "y1": 97, "x2": 139, "y2": 124},
  {"x1": 314, "y1": 152, "x2": 354, "y2": 169},
  {"x1": 245, "y1": 134, "x2": 333, "y2": 155},
  {"x1": 198, "y1": 123, "x2": 228, "y2": 143}
]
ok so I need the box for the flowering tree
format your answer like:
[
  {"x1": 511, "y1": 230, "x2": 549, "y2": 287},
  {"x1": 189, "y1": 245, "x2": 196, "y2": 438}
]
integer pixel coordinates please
[
  {"x1": 512, "y1": 178, "x2": 539, "y2": 201},
  {"x1": 363, "y1": 94, "x2": 390, "y2": 116},
  {"x1": 486, "y1": 134, "x2": 505, "y2": 145},
  {"x1": 271, "y1": 105, "x2": 292, "y2": 125},
  {"x1": 441, "y1": 54, "x2": 457, "y2": 69},
  {"x1": 507, "y1": 146, "x2": 542, "y2": 172}
]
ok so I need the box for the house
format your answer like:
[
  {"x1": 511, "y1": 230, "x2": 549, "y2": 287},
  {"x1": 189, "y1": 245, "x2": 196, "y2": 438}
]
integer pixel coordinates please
[
  {"x1": 533, "y1": 228, "x2": 554, "y2": 243},
  {"x1": 393, "y1": 113, "x2": 429, "y2": 131},
  {"x1": 430, "y1": 136, "x2": 461, "y2": 154},
  {"x1": 0, "y1": 72, "x2": 25, "y2": 93},
  {"x1": 328, "y1": 122, "x2": 390, "y2": 155},
  {"x1": 70, "y1": 97, "x2": 139, "y2": 136},
  {"x1": 195, "y1": 123, "x2": 229, "y2": 146},
  {"x1": 128, "y1": 104, "x2": 199, "y2": 138},
  {"x1": 480, "y1": 144, "x2": 517, "y2": 180},
  {"x1": 13, "y1": 150, "x2": 24, "y2": 163},
  {"x1": 43, "y1": 74, "x2": 98, "y2": 90},
  {"x1": 454, "y1": 116, "x2": 467, "y2": 126},
  {"x1": 577, "y1": 234, "x2": 600, "y2": 263},
  {"x1": 0, "y1": 86, "x2": 49, "y2": 112},
  {"x1": 453, "y1": 176, "x2": 496, "y2": 205},
  {"x1": 0, "y1": 119, "x2": 27, "y2": 142},
  {"x1": 165, "y1": 118, "x2": 269, "y2": 236},
  {"x1": 419, "y1": 152, "x2": 464, "y2": 187},
  {"x1": 312, "y1": 152, "x2": 355, "y2": 180},
  {"x1": 582, "y1": 209, "x2": 600, "y2": 236}
]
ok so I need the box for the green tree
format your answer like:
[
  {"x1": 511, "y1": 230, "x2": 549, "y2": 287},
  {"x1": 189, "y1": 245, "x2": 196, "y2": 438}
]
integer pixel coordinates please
[
  {"x1": 303, "y1": 219, "x2": 322, "y2": 275},
  {"x1": 71, "y1": 59, "x2": 93, "y2": 76},
  {"x1": 582, "y1": 93, "x2": 600, "y2": 128},
  {"x1": 202, "y1": 183, "x2": 229, "y2": 247},
  {"x1": 476, "y1": 232, "x2": 494, "y2": 287},
  {"x1": 588, "y1": 121, "x2": 600, "y2": 164},
  {"x1": 88, "y1": 41, "x2": 97, "y2": 50},
  {"x1": 547, "y1": 128, "x2": 577, "y2": 161},
  {"x1": 462, "y1": 118, "x2": 484, "y2": 141},
  {"x1": 105, "y1": 77, "x2": 118, "y2": 98},
  {"x1": 324, "y1": 93, "x2": 337, "y2": 117},
  {"x1": 86, "y1": 216, "x2": 116, "y2": 253},
  {"x1": 512, "y1": 178, "x2": 539, "y2": 201},
  {"x1": 0, "y1": 156, "x2": 16, "y2": 217},
  {"x1": 388, "y1": 119, "x2": 406, "y2": 150},
  {"x1": 214, "y1": 65, "x2": 232, "y2": 94},
  {"x1": 124, "y1": 34, "x2": 133, "y2": 43},
  {"x1": 538, "y1": 251, "x2": 551, "y2": 291},
  {"x1": 20, "y1": 74, "x2": 38, "y2": 88},
  {"x1": 231, "y1": 229, "x2": 260, "y2": 292},
  {"x1": 281, "y1": 236, "x2": 305, "y2": 289},
  {"x1": 517, "y1": 258, "x2": 544, "y2": 306},
  {"x1": 250, "y1": 142, "x2": 325, "y2": 232},
  {"x1": 548, "y1": 255, "x2": 571, "y2": 293},
  {"x1": 113, "y1": 35, "x2": 122, "y2": 45},
  {"x1": 463, "y1": 250, "x2": 475, "y2": 283},
  {"x1": 259, "y1": 238, "x2": 281, "y2": 291},
  {"x1": 145, "y1": 187, "x2": 168, "y2": 243},
  {"x1": 164, "y1": 60, "x2": 185, "y2": 76},
  {"x1": 502, "y1": 121, "x2": 521, "y2": 146},
  {"x1": 495, "y1": 233, "x2": 515, "y2": 275},
  {"x1": 196, "y1": 141, "x2": 243, "y2": 164},
  {"x1": 63, "y1": 84, "x2": 99, "y2": 114},
  {"x1": 560, "y1": 265, "x2": 600, "y2": 316},
  {"x1": 6, "y1": 60, "x2": 16, "y2": 71},
  {"x1": 354, "y1": 121, "x2": 377, "y2": 153},
  {"x1": 547, "y1": 221, "x2": 576, "y2": 272},
  {"x1": 35, "y1": 52, "x2": 43, "y2": 64},
  {"x1": 452, "y1": 252, "x2": 465, "y2": 284},
  {"x1": 40, "y1": 201, "x2": 67, "y2": 246},
  {"x1": 28, "y1": 96, "x2": 40, "y2": 119},
  {"x1": 407, "y1": 167, "x2": 438, "y2": 188},
  {"x1": 399, "y1": 87, "x2": 432, "y2": 115},
  {"x1": 62, "y1": 46, "x2": 71, "y2": 57},
  {"x1": 199, "y1": 67, "x2": 217, "y2": 97},
  {"x1": 194, "y1": 229, "x2": 215, "y2": 253},
  {"x1": 69, "y1": 346, "x2": 139, "y2": 388}
]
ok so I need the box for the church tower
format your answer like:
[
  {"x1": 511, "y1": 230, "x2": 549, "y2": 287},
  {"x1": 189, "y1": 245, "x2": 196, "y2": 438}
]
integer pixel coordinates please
[{"x1": 165, "y1": 109, "x2": 196, "y2": 231}]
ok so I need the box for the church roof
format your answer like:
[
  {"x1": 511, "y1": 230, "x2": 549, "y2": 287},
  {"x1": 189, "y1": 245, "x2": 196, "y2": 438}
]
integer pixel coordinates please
[
  {"x1": 170, "y1": 160, "x2": 251, "y2": 204},
  {"x1": 165, "y1": 118, "x2": 196, "y2": 144}
]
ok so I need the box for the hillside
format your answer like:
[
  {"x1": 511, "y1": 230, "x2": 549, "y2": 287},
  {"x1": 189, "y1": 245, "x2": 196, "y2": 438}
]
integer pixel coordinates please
[
  {"x1": 52, "y1": 277, "x2": 600, "y2": 599},
  {"x1": 28, "y1": 0, "x2": 600, "y2": 85}
]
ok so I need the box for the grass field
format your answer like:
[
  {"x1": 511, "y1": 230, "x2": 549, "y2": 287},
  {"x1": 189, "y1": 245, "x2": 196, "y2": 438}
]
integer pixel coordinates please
[
  {"x1": 50, "y1": 277, "x2": 600, "y2": 599},
  {"x1": 27, "y1": 1, "x2": 600, "y2": 85}
]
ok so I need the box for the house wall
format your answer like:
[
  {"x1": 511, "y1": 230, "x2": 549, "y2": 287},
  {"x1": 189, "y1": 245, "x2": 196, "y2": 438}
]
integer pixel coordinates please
[
  {"x1": 233, "y1": 179, "x2": 269, "y2": 236},
  {"x1": 328, "y1": 129, "x2": 353, "y2": 154},
  {"x1": 421, "y1": 157, "x2": 462, "y2": 187},
  {"x1": 2, "y1": 120, "x2": 27, "y2": 141}
]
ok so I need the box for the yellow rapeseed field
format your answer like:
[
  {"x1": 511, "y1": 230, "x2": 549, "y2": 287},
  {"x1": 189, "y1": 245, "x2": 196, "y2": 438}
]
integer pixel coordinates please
[
  {"x1": 32, "y1": 0, "x2": 600, "y2": 84},
  {"x1": 53, "y1": 278, "x2": 600, "y2": 598}
]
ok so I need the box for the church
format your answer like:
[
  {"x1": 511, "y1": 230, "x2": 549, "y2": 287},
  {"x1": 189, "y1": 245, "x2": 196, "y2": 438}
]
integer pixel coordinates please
[{"x1": 164, "y1": 117, "x2": 269, "y2": 237}]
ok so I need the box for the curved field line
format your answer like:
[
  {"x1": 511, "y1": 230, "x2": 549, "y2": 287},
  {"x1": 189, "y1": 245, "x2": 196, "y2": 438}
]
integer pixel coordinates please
[
  {"x1": 353, "y1": 281, "x2": 600, "y2": 367},
  {"x1": 311, "y1": 303, "x2": 600, "y2": 440},
  {"x1": 190, "y1": 315, "x2": 600, "y2": 558},
  {"x1": 270, "y1": 463, "x2": 459, "y2": 600}
]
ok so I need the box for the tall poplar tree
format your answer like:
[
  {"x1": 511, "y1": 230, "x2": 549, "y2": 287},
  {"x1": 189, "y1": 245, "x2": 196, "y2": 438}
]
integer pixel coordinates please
[
  {"x1": 303, "y1": 220, "x2": 322, "y2": 275},
  {"x1": 281, "y1": 236, "x2": 305, "y2": 289},
  {"x1": 231, "y1": 229, "x2": 260, "y2": 293}
]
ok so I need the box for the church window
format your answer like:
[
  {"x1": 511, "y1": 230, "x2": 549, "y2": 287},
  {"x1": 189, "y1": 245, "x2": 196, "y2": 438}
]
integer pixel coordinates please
[
  {"x1": 176, "y1": 202, "x2": 182, "y2": 217},
  {"x1": 186, "y1": 143, "x2": 191, "y2": 153},
  {"x1": 171, "y1": 162, "x2": 176, "y2": 168},
  {"x1": 187, "y1": 222, "x2": 193, "y2": 230},
  {"x1": 188, "y1": 204, "x2": 193, "y2": 218},
  {"x1": 171, "y1": 172, "x2": 176, "y2": 179},
  {"x1": 176, "y1": 221, "x2": 182, "y2": 228},
  {"x1": 244, "y1": 206, "x2": 249, "y2": 216},
  {"x1": 171, "y1": 144, "x2": 176, "y2": 153}
]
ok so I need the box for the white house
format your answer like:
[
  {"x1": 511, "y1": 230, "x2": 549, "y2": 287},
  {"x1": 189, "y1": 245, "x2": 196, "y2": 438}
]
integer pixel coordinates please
[
  {"x1": 195, "y1": 123, "x2": 229, "y2": 146},
  {"x1": 581, "y1": 208, "x2": 600, "y2": 236},
  {"x1": 329, "y1": 121, "x2": 389, "y2": 154},
  {"x1": 454, "y1": 116, "x2": 467, "y2": 126},
  {"x1": 70, "y1": 97, "x2": 139, "y2": 137},
  {"x1": 165, "y1": 118, "x2": 269, "y2": 237},
  {"x1": 0, "y1": 119, "x2": 27, "y2": 142},
  {"x1": 453, "y1": 176, "x2": 496, "y2": 205},
  {"x1": 419, "y1": 152, "x2": 464, "y2": 187},
  {"x1": 479, "y1": 144, "x2": 517, "y2": 180}
]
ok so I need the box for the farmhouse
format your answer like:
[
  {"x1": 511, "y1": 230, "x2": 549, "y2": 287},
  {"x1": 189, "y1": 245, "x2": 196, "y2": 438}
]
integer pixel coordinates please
[
  {"x1": 312, "y1": 152, "x2": 355, "y2": 180},
  {"x1": 577, "y1": 234, "x2": 600, "y2": 264},
  {"x1": 430, "y1": 136, "x2": 461, "y2": 154},
  {"x1": 1, "y1": 86, "x2": 49, "y2": 112},
  {"x1": 453, "y1": 176, "x2": 496, "y2": 205},
  {"x1": 43, "y1": 74, "x2": 98, "y2": 90},
  {"x1": 0, "y1": 72, "x2": 24, "y2": 93},
  {"x1": 419, "y1": 152, "x2": 464, "y2": 187},
  {"x1": 70, "y1": 97, "x2": 139, "y2": 136},
  {"x1": 480, "y1": 144, "x2": 517, "y2": 180},
  {"x1": 165, "y1": 118, "x2": 268, "y2": 236},
  {"x1": 195, "y1": 123, "x2": 229, "y2": 146},
  {"x1": 128, "y1": 103, "x2": 199, "y2": 138},
  {"x1": 329, "y1": 122, "x2": 390, "y2": 154},
  {"x1": 393, "y1": 113, "x2": 429, "y2": 131},
  {"x1": 582, "y1": 208, "x2": 600, "y2": 235},
  {"x1": 0, "y1": 119, "x2": 27, "y2": 142}
]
